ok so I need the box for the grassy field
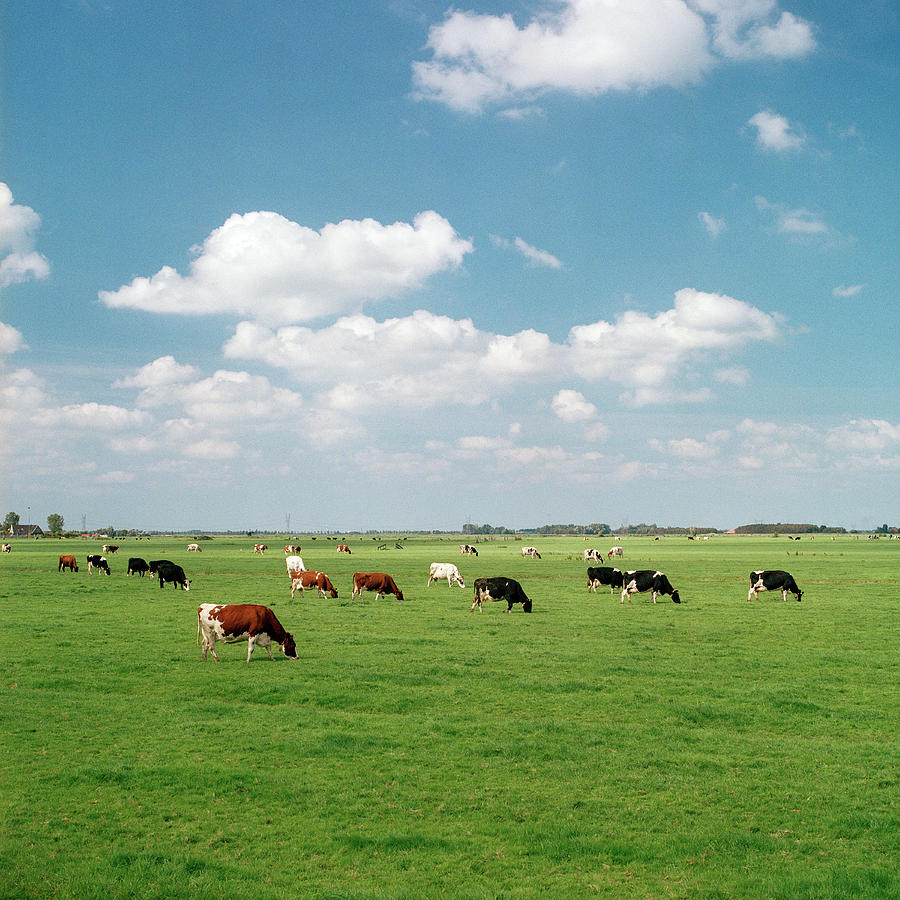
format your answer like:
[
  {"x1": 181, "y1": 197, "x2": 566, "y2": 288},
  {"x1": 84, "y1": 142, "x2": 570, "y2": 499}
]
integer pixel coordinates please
[{"x1": 0, "y1": 533, "x2": 897, "y2": 898}]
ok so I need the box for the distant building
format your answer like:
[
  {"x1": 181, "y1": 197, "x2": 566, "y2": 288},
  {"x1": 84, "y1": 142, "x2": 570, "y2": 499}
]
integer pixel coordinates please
[{"x1": 8, "y1": 524, "x2": 44, "y2": 538}]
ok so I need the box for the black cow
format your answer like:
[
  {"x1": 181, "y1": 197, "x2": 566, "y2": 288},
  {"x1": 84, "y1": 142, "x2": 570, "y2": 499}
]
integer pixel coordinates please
[
  {"x1": 471, "y1": 576, "x2": 532, "y2": 613},
  {"x1": 156, "y1": 562, "x2": 191, "y2": 591},
  {"x1": 148, "y1": 560, "x2": 176, "y2": 578},
  {"x1": 748, "y1": 570, "x2": 802, "y2": 602},
  {"x1": 86, "y1": 554, "x2": 111, "y2": 575},
  {"x1": 587, "y1": 566, "x2": 624, "y2": 594},
  {"x1": 127, "y1": 557, "x2": 150, "y2": 577},
  {"x1": 621, "y1": 570, "x2": 681, "y2": 604}
]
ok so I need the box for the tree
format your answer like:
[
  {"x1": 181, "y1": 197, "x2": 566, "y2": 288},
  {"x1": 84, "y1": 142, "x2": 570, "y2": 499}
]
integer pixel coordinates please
[
  {"x1": 3, "y1": 512, "x2": 20, "y2": 534},
  {"x1": 47, "y1": 514, "x2": 64, "y2": 536}
]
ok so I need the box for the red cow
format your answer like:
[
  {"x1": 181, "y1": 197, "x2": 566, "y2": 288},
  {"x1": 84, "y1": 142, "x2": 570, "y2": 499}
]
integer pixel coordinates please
[
  {"x1": 284, "y1": 544, "x2": 302, "y2": 554},
  {"x1": 197, "y1": 604, "x2": 298, "y2": 662},
  {"x1": 290, "y1": 570, "x2": 339, "y2": 599},
  {"x1": 351, "y1": 572, "x2": 403, "y2": 601},
  {"x1": 58, "y1": 555, "x2": 78, "y2": 573},
  {"x1": 337, "y1": 544, "x2": 352, "y2": 554}
]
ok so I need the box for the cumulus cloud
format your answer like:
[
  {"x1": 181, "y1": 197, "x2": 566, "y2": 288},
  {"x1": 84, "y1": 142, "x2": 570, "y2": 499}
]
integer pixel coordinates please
[
  {"x1": 699, "y1": 211, "x2": 726, "y2": 237},
  {"x1": 551, "y1": 389, "x2": 597, "y2": 422},
  {"x1": 0, "y1": 183, "x2": 50, "y2": 288},
  {"x1": 99, "y1": 210, "x2": 473, "y2": 325},
  {"x1": 113, "y1": 355, "x2": 199, "y2": 389},
  {"x1": 0, "y1": 321, "x2": 25, "y2": 355},
  {"x1": 43, "y1": 403, "x2": 151, "y2": 431},
  {"x1": 747, "y1": 109, "x2": 805, "y2": 151},
  {"x1": 412, "y1": 0, "x2": 814, "y2": 113}
]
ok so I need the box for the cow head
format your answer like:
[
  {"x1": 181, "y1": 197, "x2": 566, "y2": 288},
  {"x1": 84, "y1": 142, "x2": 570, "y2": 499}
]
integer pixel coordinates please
[
  {"x1": 396, "y1": 590, "x2": 405, "y2": 602},
  {"x1": 671, "y1": 589, "x2": 681, "y2": 603},
  {"x1": 183, "y1": 580, "x2": 192, "y2": 591},
  {"x1": 281, "y1": 634, "x2": 299, "y2": 659},
  {"x1": 522, "y1": 598, "x2": 533, "y2": 613},
  {"x1": 795, "y1": 590, "x2": 803, "y2": 602}
]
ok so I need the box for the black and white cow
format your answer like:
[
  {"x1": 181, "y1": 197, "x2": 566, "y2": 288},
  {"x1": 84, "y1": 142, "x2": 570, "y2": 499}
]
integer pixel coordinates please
[
  {"x1": 156, "y1": 562, "x2": 191, "y2": 590},
  {"x1": 621, "y1": 570, "x2": 681, "y2": 604},
  {"x1": 583, "y1": 548, "x2": 601, "y2": 561},
  {"x1": 460, "y1": 544, "x2": 479, "y2": 556},
  {"x1": 87, "y1": 554, "x2": 110, "y2": 575},
  {"x1": 748, "y1": 570, "x2": 802, "y2": 602},
  {"x1": 587, "y1": 566, "x2": 624, "y2": 593},
  {"x1": 471, "y1": 576, "x2": 532, "y2": 612}
]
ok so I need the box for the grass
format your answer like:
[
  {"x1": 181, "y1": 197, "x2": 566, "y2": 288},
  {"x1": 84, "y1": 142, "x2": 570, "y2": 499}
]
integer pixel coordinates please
[{"x1": 0, "y1": 534, "x2": 897, "y2": 898}]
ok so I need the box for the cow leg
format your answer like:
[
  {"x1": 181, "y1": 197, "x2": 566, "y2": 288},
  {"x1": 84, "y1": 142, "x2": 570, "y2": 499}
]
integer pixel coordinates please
[
  {"x1": 652, "y1": 591, "x2": 658, "y2": 604},
  {"x1": 246, "y1": 636, "x2": 257, "y2": 663},
  {"x1": 782, "y1": 589, "x2": 788, "y2": 602},
  {"x1": 747, "y1": 588, "x2": 755, "y2": 601}
]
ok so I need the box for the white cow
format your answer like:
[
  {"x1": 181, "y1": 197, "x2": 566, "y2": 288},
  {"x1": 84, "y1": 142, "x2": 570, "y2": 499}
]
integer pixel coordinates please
[
  {"x1": 427, "y1": 562, "x2": 466, "y2": 588},
  {"x1": 285, "y1": 555, "x2": 305, "y2": 576},
  {"x1": 608, "y1": 546, "x2": 623, "y2": 559},
  {"x1": 187, "y1": 543, "x2": 201, "y2": 552},
  {"x1": 521, "y1": 546, "x2": 541, "y2": 559}
]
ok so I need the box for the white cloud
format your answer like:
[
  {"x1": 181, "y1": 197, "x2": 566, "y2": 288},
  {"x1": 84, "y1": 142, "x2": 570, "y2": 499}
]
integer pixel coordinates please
[
  {"x1": 747, "y1": 109, "x2": 805, "y2": 152},
  {"x1": 551, "y1": 389, "x2": 597, "y2": 422},
  {"x1": 755, "y1": 196, "x2": 829, "y2": 237},
  {"x1": 699, "y1": 211, "x2": 726, "y2": 237},
  {"x1": 43, "y1": 402, "x2": 151, "y2": 431},
  {"x1": 183, "y1": 438, "x2": 241, "y2": 460},
  {"x1": 0, "y1": 321, "x2": 25, "y2": 355},
  {"x1": 832, "y1": 284, "x2": 865, "y2": 298},
  {"x1": 113, "y1": 355, "x2": 199, "y2": 389},
  {"x1": 0, "y1": 183, "x2": 50, "y2": 288},
  {"x1": 513, "y1": 237, "x2": 562, "y2": 269},
  {"x1": 412, "y1": 0, "x2": 814, "y2": 113},
  {"x1": 99, "y1": 210, "x2": 473, "y2": 325},
  {"x1": 715, "y1": 366, "x2": 749, "y2": 385}
]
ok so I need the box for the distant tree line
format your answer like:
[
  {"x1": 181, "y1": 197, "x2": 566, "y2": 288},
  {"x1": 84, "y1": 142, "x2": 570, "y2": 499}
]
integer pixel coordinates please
[{"x1": 733, "y1": 523, "x2": 848, "y2": 534}]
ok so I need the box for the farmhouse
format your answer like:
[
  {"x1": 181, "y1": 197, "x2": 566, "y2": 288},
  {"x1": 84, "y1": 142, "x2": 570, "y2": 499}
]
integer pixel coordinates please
[{"x1": 7, "y1": 524, "x2": 44, "y2": 538}]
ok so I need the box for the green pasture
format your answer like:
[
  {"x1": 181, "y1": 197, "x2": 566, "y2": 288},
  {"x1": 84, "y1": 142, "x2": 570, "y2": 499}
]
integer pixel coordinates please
[{"x1": 1, "y1": 534, "x2": 897, "y2": 898}]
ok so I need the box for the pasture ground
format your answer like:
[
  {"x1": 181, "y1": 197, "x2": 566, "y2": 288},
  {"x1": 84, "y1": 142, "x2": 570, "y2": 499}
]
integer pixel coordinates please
[{"x1": 0, "y1": 534, "x2": 897, "y2": 898}]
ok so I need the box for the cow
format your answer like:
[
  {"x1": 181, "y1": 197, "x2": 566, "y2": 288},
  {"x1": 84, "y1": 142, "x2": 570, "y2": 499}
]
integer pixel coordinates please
[
  {"x1": 156, "y1": 562, "x2": 190, "y2": 590},
  {"x1": 253, "y1": 543, "x2": 267, "y2": 554},
  {"x1": 284, "y1": 544, "x2": 302, "y2": 554},
  {"x1": 285, "y1": 555, "x2": 305, "y2": 576},
  {"x1": 608, "y1": 546, "x2": 624, "y2": 559},
  {"x1": 460, "y1": 544, "x2": 478, "y2": 556},
  {"x1": 587, "y1": 566, "x2": 624, "y2": 594},
  {"x1": 621, "y1": 570, "x2": 681, "y2": 604},
  {"x1": 58, "y1": 554, "x2": 78, "y2": 573},
  {"x1": 351, "y1": 572, "x2": 404, "y2": 602},
  {"x1": 197, "y1": 603, "x2": 298, "y2": 662},
  {"x1": 86, "y1": 554, "x2": 111, "y2": 575},
  {"x1": 521, "y1": 546, "x2": 541, "y2": 559},
  {"x1": 290, "y1": 570, "x2": 339, "y2": 599},
  {"x1": 127, "y1": 557, "x2": 150, "y2": 577},
  {"x1": 748, "y1": 570, "x2": 803, "y2": 602},
  {"x1": 471, "y1": 577, "x2": 532, "y2": 613},
  {"x1": 1, "y1": 543, "x2": 10, "y2": 553},
  {"x1": 187, "y1": 543, "x2": 201, "y2": 552},
  {"x1": 584, "y1": 548, "x2": 601, "y2": 561},
  {"x1": 102, "y1": 544, "x2": 119, "y2": 554},
  {"x1": 148, "y1": 559, "x2": 175, "y2": 578},
  {"x1": 337, "y1": 544, "x2": 352, "y2": 554},
  {"x1": 427, "y1": 562, "x2": 466, "y2": 588}
]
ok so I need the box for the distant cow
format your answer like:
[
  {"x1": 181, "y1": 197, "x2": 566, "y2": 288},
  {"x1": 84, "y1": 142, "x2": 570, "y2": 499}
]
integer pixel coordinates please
[
  {"x1": 587, "y1": 566, "x2": 624, "y2": 594},
  {"x1": 285, "y1": 555, "x2": 305, "y2": 576},
  {"x1": 290, "y1": 570, "x2": 339, "y2": 599},
  {"x1": 1, "y1": 543, "x2": 10, "y2": 553},
  {"x1": 156, "y1": 562, "x2": 190, "y2": 590},
  {"x1": 127, "y1": 557, "x2": 150, "y2": 577},
  {"x1": 608, "y1": 546, "x2": 623, "y2": 559},
  {"x1": 460, "y1": 544, "x2": 478, "y2": 556},
  {"x1": 748, "y1": 570, "x2": 803, "y2": 602},
  {"x1": 471, "y1": 576, "x2": 532, "y2": 613},
  {"x1": 58, "y1": 554, "x2": 78, "y2": 573},
  {"x1": 87, "y1": 554, "x2": 110, "y2": 575},
  {"x1": 253, "y1": 544, "x2": 267, "y2": 554},
  {"x1": 187, "y1": 543, "x2": 201, "y2": 552},
  {"x1": 621, "y1": 570, "x2": 680, "y2": 604},
  {"x1": 521, "y1": 546, "x2": 541, "y2": 559},
  {"x1": 584, "y1": 548, "x2": 601, "y2": 561},
  {"x1": 337, "y1": 544, "x2": 352, "y2": 554},
  {"x1": 102, "y1": 544, "x2": 119, "y2": 554},
  {"x1": 427, "y1": 562, "x2": 466, "y2": 588},
  {"x1": 352, "y1": 572, "x2": 404, "y2": 602},
  {"x1": 197, "y1": 603, "x2": 298, "y2": 662},
  {"x1": 284, "y1": 544, "x2": 302, "y2": 554}
]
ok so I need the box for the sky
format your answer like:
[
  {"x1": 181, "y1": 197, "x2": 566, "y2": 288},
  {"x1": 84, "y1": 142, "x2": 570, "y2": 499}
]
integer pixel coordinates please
[{"x1": 1, "y1": 0, "x2": 897, "y2": 533}]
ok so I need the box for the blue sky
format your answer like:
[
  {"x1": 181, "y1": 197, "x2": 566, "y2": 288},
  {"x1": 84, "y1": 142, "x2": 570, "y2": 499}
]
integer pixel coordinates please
[{"x1": 1, "y1": 0, "x2": 897, "y2": 532}]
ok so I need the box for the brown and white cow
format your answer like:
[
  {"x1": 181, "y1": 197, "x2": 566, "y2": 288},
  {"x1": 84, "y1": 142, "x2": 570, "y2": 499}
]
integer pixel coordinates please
[
  {"x1": 58, "y1": 554, "x2": 78, "y2": 572},
  {"x1": 337, "y1": 544, "x2": 352, "y2": 554},
  {"x1": 290, "y1": 570, "x2": 339, "y2": 599},
  {"x1": 102, "y1": 544, "x2": 119, "y2": 554},
  {"x1": 186, "y1": 543, "x2": 201, "y2": 552},
  {"x1": 1, "y1": 543, "x2": 10, "y2": 553},
  {"x1": 352, "y1": 572, "x2": 404, "y2": 601},
  {"x1": 197, "y1": 604, "x2": 298, "y2": 662},
  {"x1": 284, "y1": 544, "x2": 302, "y2": 554},
  {"x1": 253, "y1": 543, "x2": 268, "y2": 554},
  {"x1": 607, "y1": 546, "x2": 624, "y2": 559}
]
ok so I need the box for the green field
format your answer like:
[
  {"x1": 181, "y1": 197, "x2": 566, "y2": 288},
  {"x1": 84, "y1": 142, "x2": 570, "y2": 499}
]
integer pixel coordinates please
[{"x1": 1, "y1": 534, "x2": 897, "y2": 898}]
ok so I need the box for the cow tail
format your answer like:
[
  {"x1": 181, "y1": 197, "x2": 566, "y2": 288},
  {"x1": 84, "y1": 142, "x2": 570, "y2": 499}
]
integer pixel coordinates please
[{"x1": 196, "y1": 611, "x2": 202, "y2": 645}]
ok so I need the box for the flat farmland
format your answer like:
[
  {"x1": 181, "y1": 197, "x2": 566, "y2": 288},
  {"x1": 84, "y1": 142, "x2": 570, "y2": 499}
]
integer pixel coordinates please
[{"x1": 1, "y1": 534, "x2": 897, "y2": 898}]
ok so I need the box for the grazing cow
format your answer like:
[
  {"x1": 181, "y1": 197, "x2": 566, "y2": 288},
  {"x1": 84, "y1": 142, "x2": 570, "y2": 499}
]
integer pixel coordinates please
[
  {"x1": 127, "y1": 557, "x2": 150, "y2": 577},
  {"x1": 621, "y1": 570, "x2": 681, "y2": 604},
  {"x1": 471, "y1": 576, "x2": 532, "y2": 613},
  {"x1": 748, "y1": 570, "x2": 803, "y2": 602},
  {"x1": 460, "y1": 544, "x2": 479, "y2": 556},
  {"x1": 253, "y1": 543, "x2": 267, "y2": 554},
  {"x1": 197, "y1": 603, "x2": 298, "y2": 662},
  {"x1": 186, "y1": 543, "x2": 201, "y2": 552},
  {"x1": 1, "y1": 543, "x2": 10, "y2": 553},
  {"x1": 290, "y1": 570, "x2": 339, "y2": 599},
  {"x1": 427, "y1": 562, "x2": 466, "y2": 588},
  {"x1": 58, "y1": 554, "x2": 78, "y2": 573},
  {"x1": 587, "y1": 566, "x2": 624, "y2": 594},
  {"x1": 584, "y1": 548, "x2": 601, "y2": 561},
  {"x1": 351, "y1": 572, "x2": 404, "y2": 602},
  {"x1": 148, "y1": 559, "x2": 175, "y2": 578},
  {"x1": 285, "y1": 555, "x2": 305, "y2": 576},
  {"x1": 521, "y1": 546, "x2": 541, "y2": 559},
  {"x1": 337, "y1": 544, "x2": 352, "y2": 554},
  {"x1": 102, "y1": 544, "x2": 119, "y2": 554},
  {"x1": 156, "y1": 562, "x2": 190, "y2": 590},
  {"x1": 87, "y1": 554, "x2": 111, "y2": 575},
  {"x1": 608, "y1": 546, "x2": 624, "y2": 559},
  {"x1": 284, "y1": 544, "x2": 302, "y2": 554}
]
